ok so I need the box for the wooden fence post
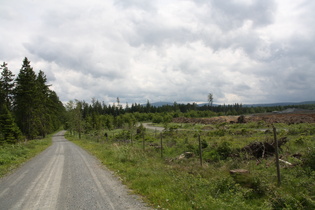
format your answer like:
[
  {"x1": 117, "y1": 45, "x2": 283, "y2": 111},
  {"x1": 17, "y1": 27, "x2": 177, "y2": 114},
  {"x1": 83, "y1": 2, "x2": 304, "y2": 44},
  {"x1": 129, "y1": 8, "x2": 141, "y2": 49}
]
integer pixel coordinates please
[
  {"x1": 160, "y1": 133, "x2": 163, "y2": 158},
  {"x1": 130, "y1": 131, "x2": 133, "y2": 146},
  {"x1": 273, "y1": 125, "x2": 281, "y2": 186},
  {"x1": 198, "y1": 134, "x2": 203, "y2": 167},
  {"x1": 142, "y1": 133, "x2": 145, "y2": 151}
]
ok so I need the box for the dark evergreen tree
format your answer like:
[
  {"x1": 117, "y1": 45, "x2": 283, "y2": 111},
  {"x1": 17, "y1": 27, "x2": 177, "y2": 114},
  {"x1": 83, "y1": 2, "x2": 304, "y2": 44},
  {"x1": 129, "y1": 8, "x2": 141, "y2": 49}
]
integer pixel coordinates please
[
  {"x1": 13, "y1": 58, "x2": 39, "y2": 139},
  {"x1": 47, "y1": 90, "x2": 65, "y2": 131},
  {"x1": 0, "y1": 58, "x2": 65, "y2": 141},
  {"x1": 35, "y1": 70, "x2": 53, "y2": 137},
  {"x1": 0, "y1": 78, "x2": 4, "y2": 109},
  {"x1": 0, "y1": 104, "x2": 21, "y2": 144},
  {"x1": 0, "y1": 62, "x2": 21, "y2": 143},
  {"x1": 0, "y1": 62, "x2": 15, "y2": 109}
]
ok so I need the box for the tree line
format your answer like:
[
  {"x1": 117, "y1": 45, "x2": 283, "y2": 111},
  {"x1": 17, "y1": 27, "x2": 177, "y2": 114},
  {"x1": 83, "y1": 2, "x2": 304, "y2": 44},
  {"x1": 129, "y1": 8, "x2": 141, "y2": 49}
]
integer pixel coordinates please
[
  {"x1": 65, "y1": 98, "x2": 315, "y2": 137},
  {"x1": 2, "y1": 57, "x2": 314, "y2": 143},
  {"x1": 0, "y1": 58, "x2": 65, "y2": 144}
]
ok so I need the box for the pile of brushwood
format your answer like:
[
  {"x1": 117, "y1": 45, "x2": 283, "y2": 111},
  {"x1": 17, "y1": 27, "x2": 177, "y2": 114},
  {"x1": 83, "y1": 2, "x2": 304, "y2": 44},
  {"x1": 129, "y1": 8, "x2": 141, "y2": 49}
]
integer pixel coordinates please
[{"x1": 241, "y1": 137, "x2": 288, "y2": 159}]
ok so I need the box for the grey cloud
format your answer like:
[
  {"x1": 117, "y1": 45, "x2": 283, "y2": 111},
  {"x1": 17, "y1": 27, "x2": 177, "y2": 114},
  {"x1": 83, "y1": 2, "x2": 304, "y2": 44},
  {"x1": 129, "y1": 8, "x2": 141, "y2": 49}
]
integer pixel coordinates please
[
  {"x1": 209, "y1": 0, "x2": 276, "y2": 30},
  {"x1": 246, "y1": 56, "x2": 315, "y2": 104},
  {"x1": 287, "y1": 36, "x2": 315, "y2": 61},
  {"x1": 234, "y1": 83, "x2": 251, "y2": 92},
  {"x1": 190, "y1": 0, "x2": 278, "y2": 61},
  {"x1": 24, "y1": 38, "x2": 85, "y2": 71},
  {"x1": 1, "y1": 0, "x2": 314, "y2": 105},
  {"x1": 129, "y1": 26, "x2": 194, "y2": 47},
  {"x1": 121, "y1": 0, "x2": 278, "y2": 64},
  {"x1": 113, "y1": 0, "x2": 155, "y2": 11},
  {"x1": 24, "y1": 35, "x2": 127, "y2": 81}
]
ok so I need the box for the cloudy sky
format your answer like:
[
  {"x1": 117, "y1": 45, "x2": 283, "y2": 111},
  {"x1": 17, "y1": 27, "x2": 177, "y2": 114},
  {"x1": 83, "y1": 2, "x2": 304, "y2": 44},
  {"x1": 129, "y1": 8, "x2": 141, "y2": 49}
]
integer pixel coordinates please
[{"x1": 1, "y1": 0, "x2": 314, "y2": 105}]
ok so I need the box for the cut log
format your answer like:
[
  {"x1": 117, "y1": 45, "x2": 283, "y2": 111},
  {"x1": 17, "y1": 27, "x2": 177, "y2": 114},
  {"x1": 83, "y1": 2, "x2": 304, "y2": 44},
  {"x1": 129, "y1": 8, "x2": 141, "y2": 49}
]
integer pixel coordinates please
[
  {"x1": 229, "y1": 169, "x2": 249, "y2": 174},
  {"x1": 279, "y1": 159, "x2": 293, "y2": 166}
]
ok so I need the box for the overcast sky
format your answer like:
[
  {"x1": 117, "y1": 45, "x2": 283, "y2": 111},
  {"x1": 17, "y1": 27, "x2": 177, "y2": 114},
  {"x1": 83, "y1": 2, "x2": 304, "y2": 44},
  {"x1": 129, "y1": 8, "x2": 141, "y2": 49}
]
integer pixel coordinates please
[{"x1": 1, "y1": 0, "x2": 314, "y2": 105}]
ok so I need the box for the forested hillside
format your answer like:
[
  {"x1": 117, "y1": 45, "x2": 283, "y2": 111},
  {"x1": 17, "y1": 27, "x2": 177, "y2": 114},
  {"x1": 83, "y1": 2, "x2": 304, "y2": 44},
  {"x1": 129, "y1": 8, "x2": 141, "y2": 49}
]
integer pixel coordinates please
[{"x1": 0, "y1": 58, "x2": 65, "y2": 143}]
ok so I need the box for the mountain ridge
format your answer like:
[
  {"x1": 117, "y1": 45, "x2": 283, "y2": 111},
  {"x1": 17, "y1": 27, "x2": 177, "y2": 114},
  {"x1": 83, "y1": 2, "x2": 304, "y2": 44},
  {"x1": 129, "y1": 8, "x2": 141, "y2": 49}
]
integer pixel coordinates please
[{"x1": 147, "y1": 101, "x2": 315, "y2": 107}]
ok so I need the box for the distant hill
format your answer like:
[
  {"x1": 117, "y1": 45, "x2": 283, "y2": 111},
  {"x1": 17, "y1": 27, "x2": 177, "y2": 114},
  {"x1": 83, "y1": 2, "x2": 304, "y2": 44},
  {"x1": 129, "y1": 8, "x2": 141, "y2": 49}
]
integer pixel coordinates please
[
  {"x1": 150, "y1": 102, "x2": 174, "y2": 107},
  {"x1": 148, "y1": 101, "x2": 315, "y2": 107}
]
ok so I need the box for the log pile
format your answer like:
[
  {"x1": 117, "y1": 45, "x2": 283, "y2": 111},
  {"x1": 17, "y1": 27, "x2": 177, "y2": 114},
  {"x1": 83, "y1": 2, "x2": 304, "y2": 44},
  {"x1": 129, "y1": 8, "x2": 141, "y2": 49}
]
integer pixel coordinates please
[{"x1": 242, "y1": 137, "x2": 288, "y2": 158}]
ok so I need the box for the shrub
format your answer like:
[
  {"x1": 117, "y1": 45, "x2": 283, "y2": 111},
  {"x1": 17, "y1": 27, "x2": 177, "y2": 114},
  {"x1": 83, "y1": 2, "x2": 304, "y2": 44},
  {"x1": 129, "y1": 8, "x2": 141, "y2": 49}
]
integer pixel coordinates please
[
  {"x1": 152, "y1": 115, "x2": 163, "y2": 123},
  {"x1": 203, "y1": 150, "x2": 220, "y2": 162},
  {"x1": 232, "y1": 173, "x2": 267, "y2": 198},
  {"x1": 212, "y1": 177, "x2": 240, "y2": 196},
  {"x1": 203, "y1": 141, "x2": 232, "y2": 162},
  {"x1": 270, "y1": 192, "x2": 311, "y2": 210},
  {"x1": 186, "y1": 143, "x2": 195, "y2": 152},
  {"x1": 114, "y1": 130, "x2": 130, "y2": 140},
  {"x1": 303, "y1": 147, "x2": 315, "y2": 170},
  {"x1": 201, "y1": 139, "x2": 208, "y2": 149},
  {"x1": 209, "y1": 129, "x2": 226, "y2": 137},
  {"x1": 217, "y1": 141, "x2": 232, "y2": 160}
]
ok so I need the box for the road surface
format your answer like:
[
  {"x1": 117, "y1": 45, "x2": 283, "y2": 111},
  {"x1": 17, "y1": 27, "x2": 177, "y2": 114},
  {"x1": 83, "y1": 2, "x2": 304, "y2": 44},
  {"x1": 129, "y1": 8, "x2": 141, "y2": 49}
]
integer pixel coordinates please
[
  {"x1": 142, "y1": 123, "x2": 164, "y2": 131},
  {"x1": 0, "y1": 131, "x2": 151, "y2": 210}
]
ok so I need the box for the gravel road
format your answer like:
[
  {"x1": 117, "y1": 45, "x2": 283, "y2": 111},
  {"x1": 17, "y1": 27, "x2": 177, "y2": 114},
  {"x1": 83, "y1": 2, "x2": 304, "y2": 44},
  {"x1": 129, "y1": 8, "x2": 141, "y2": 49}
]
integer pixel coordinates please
[
  {"x1": 142, "y1": 123, "x2": 164, "y2": 131},
  {"x1": 0, "y1": 131, "x2": 151, "y2": 210}
]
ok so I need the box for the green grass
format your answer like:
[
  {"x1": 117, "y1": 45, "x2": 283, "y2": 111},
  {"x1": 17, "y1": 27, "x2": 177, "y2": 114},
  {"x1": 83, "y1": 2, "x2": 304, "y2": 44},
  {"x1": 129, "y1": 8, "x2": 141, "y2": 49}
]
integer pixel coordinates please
[
  {"x1": 0, "y1": 135, "x2": 52, "y2": 178},
  {"x1": 67, "y1": 123, "x2": 315, "y2": 209}
]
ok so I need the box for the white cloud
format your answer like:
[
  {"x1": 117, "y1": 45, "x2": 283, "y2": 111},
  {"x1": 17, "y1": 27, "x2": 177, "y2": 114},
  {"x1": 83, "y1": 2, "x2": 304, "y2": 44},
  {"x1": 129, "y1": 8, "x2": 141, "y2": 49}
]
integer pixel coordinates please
[{"x1": 0, "y1": 0, "x2": 314, "y2": 105}]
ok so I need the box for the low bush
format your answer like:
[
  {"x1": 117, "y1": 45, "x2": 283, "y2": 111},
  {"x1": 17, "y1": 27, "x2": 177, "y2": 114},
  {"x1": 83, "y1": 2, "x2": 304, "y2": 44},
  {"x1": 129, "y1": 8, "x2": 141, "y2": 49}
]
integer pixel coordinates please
[{"x1": 303, "y1": 146, "x2": 315, "y2": 170}]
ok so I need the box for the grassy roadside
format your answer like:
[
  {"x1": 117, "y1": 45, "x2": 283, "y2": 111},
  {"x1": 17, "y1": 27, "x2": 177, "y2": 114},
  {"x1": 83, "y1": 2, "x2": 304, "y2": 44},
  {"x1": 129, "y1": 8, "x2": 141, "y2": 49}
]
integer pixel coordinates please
[
  {"x1": 67, "y1": 134, "x2": 263, "y2": 209},
  {"x1": 0, "y1": 135, "x2": 53, "y2": 178},
  {"x1": 66, "y1": 122, "x2": 315, "y2": 210}
]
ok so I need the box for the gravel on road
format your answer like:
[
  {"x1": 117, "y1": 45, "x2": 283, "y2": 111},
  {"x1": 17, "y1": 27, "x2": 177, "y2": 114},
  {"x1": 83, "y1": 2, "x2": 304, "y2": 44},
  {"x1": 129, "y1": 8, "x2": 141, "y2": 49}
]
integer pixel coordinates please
[{"x1": 0, "y1": 131, "x2": 151, "y2": 210}]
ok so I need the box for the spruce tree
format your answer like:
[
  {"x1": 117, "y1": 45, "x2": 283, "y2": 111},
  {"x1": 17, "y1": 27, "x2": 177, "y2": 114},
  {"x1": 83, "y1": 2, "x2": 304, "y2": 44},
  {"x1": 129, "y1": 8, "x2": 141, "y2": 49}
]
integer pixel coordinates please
[
  {"x1": 0, "y1": 62, "x2": 15, "y2": 110},
  {"x1": 0, "y1": 62, "x2": 21, "y2": 143},
  {"x1": 0, "y1": 78, "x2": 4, "y2": 109},
  {"x1": 47, "y1": 90, "x2": 65, "y2": 131},
  {"x1": 0, "y1": 104, "x2": 21, "y2": 144},
  {"x1": 35, "y1": 70, "x2": 51, "y2": 137},
  {"x1": 0, "y1": 58, "x2": 65, "y2": 141},
  {"x1": 14, "y1": 57, "x2": 39, "y2": 139}
]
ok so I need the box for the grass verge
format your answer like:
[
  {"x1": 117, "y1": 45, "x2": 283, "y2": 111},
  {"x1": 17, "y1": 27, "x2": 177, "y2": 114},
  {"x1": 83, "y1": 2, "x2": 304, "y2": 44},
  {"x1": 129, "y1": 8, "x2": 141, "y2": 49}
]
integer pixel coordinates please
[
  {"x1": 66, "y1": 122, "x2": 315, "y2": 209},
  {"x1": 0, "y1": 135, "x2": 52, "y2": 178}
]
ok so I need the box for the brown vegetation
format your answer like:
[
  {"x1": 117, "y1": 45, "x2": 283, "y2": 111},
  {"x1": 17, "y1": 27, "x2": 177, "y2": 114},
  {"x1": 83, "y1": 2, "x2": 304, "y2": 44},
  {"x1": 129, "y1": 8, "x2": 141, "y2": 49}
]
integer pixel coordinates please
[{"x1": 173, "y1": 112, "x2": 315, "y2": 124}]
